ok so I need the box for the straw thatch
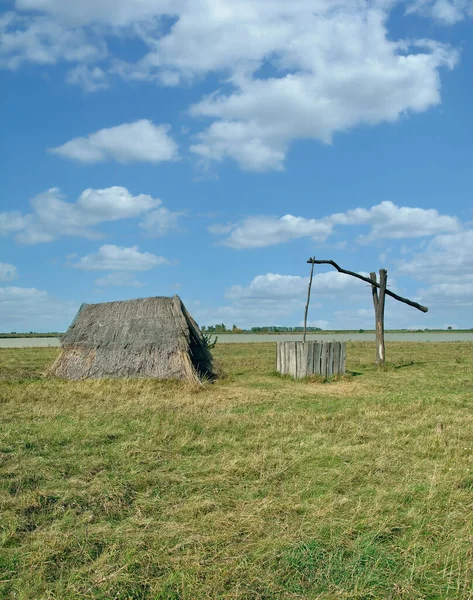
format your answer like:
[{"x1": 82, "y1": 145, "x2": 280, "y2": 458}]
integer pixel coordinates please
[{"x1": 48, "y1": 295, "x2": 215, "y2": 382}]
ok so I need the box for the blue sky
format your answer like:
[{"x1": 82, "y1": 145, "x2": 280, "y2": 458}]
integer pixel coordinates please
[{"x1": 1, "y1": 0, "x2": 473, "y2": 332}]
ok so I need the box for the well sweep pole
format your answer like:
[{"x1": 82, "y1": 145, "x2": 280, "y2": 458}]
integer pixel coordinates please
[{"x1": 303, "y1": 257, "x2": 316, "y2": 343}]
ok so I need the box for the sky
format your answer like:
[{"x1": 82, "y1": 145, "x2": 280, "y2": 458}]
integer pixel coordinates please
[{"x1": 1, "y1": 0, "x2": 473, "y2": 332}]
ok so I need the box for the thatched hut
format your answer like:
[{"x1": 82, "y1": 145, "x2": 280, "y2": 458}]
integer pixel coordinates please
[{"x1": 48, "y1": 295, "x2": 215, "y2": 382}]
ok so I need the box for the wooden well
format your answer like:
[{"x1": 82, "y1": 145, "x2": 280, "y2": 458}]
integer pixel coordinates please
[{"x1": 277, "y1": 341, "x2": 346, "y2": 379}]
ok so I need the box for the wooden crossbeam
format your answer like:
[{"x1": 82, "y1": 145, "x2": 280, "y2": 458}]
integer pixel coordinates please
[{"x1": 307, "y1": 258, "x2": 428, "y2": 313}]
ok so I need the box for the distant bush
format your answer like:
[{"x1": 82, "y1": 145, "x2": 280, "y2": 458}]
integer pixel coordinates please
[{"x1": 203, "y1": 332, "x2": 218, "y2": 350}]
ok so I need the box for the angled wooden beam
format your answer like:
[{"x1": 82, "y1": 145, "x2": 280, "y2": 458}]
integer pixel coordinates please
[
  {"x1": 307, "y1": 258, "x2": 428, "y2": 313},
  {"x1": 303, "y1": 257, "x2": 316, "y2": 343}
]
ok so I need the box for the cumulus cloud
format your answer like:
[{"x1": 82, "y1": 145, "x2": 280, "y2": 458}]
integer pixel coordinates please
[
  {"x1": 330, "y1": 201, "x2": 461, "y2": 242},
  {"x1": 0, "y1": 186, "x2": 182, "y2": 244},
  {"x1": 398, "y1": 230, "x2": 473, "y2": 283},
  {"x1": 2, "y1": 1, "x2": 464, "y2": 170},
  {"x1": 140, "y1": 206, "x2": 186, "y2": 236},
  {"x1": 50, "y1": 120, "x2": 179, "y2": 164},
  {"x1": 66, "y1": 65, "x2": 109, "y2": 92},
  {"x1": 0, "y1": 286, "x2": 77, "y2": 332},
  {"x1": 13, "y1": 0, "x2": 176, "y2": 26},
  {"x1": 73, "y1": 244, "x2": 170, "y2": 271},
  {"x1": 407, "y1": 0, "x2": 473, "y2": 24},
  {"x1": 188, "y1": 6, "x2": 457, "y2": 170},
  {"x1": 0, "y1": 11, "x2": 106, "y2": 69},
  {"x1": 0, "y1": 212, "x2": 28, "y2": 237},
  {"x1": 194, "y1": 270, "x2": 370, "y2": 328},
  {"x1": 220, "y1": 215, "x2": 333, "y2": 249},
  {"x1": 213, "y1": 201, "x2": 461, "y2": 249},
  {"x1": 418, "y1": 282, "x2": 473, "y2": 306},
  {"x1": 226, "y1": 272, "x2": 368, "y2": 301},
  {"x1": 0, "y1": 263, "x2": 18, "y2": 281},
  {"x1": 95, "y1": 272, "x2": 144, "y2": 287}
]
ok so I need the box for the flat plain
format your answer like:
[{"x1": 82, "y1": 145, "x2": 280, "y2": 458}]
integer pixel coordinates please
[{"x1": 1, "y1": 342, "x2": 473, "y2": 599}]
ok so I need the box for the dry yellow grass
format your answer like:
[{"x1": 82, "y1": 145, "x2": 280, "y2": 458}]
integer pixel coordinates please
[{"x1": 1, "y1": 342, "x2": 473, "y2": 599}]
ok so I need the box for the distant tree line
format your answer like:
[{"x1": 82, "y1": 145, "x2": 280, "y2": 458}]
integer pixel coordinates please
[{"x1": 201, "y1": 324, "x2": 323, "y2": 334}]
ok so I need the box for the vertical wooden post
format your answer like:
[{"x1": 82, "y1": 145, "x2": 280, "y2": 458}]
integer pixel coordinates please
[
  {"x1": 303, "y1": 258, "x2": 315, "y2": 343},
  {"x1": 371, "y1": 269, "x2": 387, "y2": 366},
  {"x1": 377, "y1": 269, "x2": 387, "y2": 366}
]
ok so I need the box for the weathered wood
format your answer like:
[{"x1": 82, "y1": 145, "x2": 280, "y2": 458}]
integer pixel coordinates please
[
  {"x1": 277, "y1": 341, "x2": 346, "y2": 379},
  {"x1": 307, "y1": 258, "x2": 428, "y2": 313},
  {"x1": 370, "y1": 270, "x2": 387, "y2": 365},
  {"x1": 307, "y1": 342, "x2": 314, "y2": 376},
  {"x1": 296, "y1": 342, "x2": 304, "y2": 378},
  {"x1": 377, "y1": 269, "x2": 387, "y2": 365},
  {"x1": 319, "y1": 342, "x2": 326, "y2": 376},
  {"x1": 340, "y1": 342, "x2": 346, "y2": 373},
  {"x1": 327, "y1": 343, "x2": 334, "y2": 377},
  {"x1": 314, "y1": 342, "x2": 322, "y2": 374},
  {"x1": 333, "y1": 341, "x2": 340, "y2": 375},
  {"x1": 288, "y1": 342, "x2": 297, "y2": 376},
  {"x1": 371, "y1": 271, "x2": 380, "y2": 364},
  {"x1": 303, "y1": 258, "x2": 316, "y2": 343}
]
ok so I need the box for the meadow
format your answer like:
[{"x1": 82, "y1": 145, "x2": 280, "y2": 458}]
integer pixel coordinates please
[{"x1": 1, "y1": 342, "x2": 473, "y2": 599}]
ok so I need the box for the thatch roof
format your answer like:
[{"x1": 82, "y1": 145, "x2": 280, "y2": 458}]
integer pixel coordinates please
[{"x1": 48, "y1": 295, "x2": 215, "y2": 382}]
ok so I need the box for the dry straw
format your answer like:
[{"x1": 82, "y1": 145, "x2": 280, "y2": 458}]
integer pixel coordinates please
[{"x1": 48, "y1": 295, "x2": 215, "y2": 382}]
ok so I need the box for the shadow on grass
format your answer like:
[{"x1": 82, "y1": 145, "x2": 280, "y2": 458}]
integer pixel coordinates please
[
  {"x1": 270, "y1": 371, "x2": 359, "y2": 384},
  {"x1": 393, "y1": 361, "x2": 421, "y2": 370}
]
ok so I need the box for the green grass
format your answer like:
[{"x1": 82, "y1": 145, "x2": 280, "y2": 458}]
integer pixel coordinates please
[
  {"x1": 1, "y1": 342, "x2": 473, "y2": 599},
  {"x1": 0, "y1": 333, "x2": 62, "y2": 338}
]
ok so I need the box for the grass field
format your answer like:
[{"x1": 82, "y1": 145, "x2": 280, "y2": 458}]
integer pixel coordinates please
[{"x1": 1, "y1": 342, "x2": 473, "y2": 599}]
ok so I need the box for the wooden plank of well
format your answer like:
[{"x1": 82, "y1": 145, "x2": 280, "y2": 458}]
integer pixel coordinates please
[
  {"x1": 306, "y1": 342, "x2": 314, "y2": 377},
  {"x1": 314, "y1": 342, "x2": 322, "y2": 375},
  {"x1": 320, "y1": 342, "x2": 327, "y2": 376},
  {"x1": 281, "y1": 342, "x2": 288, "y2": 375},
  {"x1": 340, "y1": 342, "x2": 346, "y2": 375},
  {"x1": 288, "y1": 341, "x2": 297, "y2": 378},
  {"x1": 327, "y1": 342, "x2": 334, "y2": 377},
  {"x1": 295, "y1": 342, "x2": 301, "y2": 378},
  {"x1": 332, "y1": 341, "x2": 340, "y2": 375}
]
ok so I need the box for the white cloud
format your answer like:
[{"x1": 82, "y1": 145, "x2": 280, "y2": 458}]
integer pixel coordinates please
[
  {"x1": 0, "y1": 11, "x2": 106, "y2": 70},
  {"x1": 13, "y1": 0, "x2": 177, "y2": 27},
  {"x1": 73, "y1": 244, "x2": 170, "y2": 271},
  {"x1": 226, "y1": 273, "x2": 309, "y2": 301},
  {"x1": 0, "y1": 286, "x2": 77, "y2": 332},
  {"x1": 2, "y1": 1, "x2": 463, "y2": 169},
  {"x1": 398, "y1": 230, "x2": 473, "y2": 283},
  {"x1": 95, "y1": 272, "x2": 144, "y2": 287},
  {"x1": 0, "y1": 186, "x2": 180, "y2": 244},
  {"x1": 0, "y1": 263, "x2": 18, "y2": 281},
  {"x1": 407, "y1": 0, "x2": 473, "y2": 24},
  {"x1": 195, "y1": 271, "x2": 370, "y2": 328},
  {"x1": 189, "y1": 8, "x2": 457, "y2": 170},
  {"x1": 140, "y1": 207, "x2": 186, "y2": 236},
  {"x1": 226, "y1": 271, "x2": 368, "y2": 301},
  {"x1": 219, "y1": 215, "x2": 333, "y2": 249},
  {"x1": 418, "y1": 282, "x2": 473, "y2": 306},
  {"x1": 330, "y1": 201, "x2": 461, "y2": 242},
  {"x1": 213, "y1": 201, "x2": 461, "y2": 249},
  {"x1": 50, "y1": 120, "x2": 179, "y2": 164},
  {"x1": 0, "y1": 212, "x2": 28, "y2": 236},
  {"x1": 66, "y1": 65, "x2": 109, "y2": 92}
]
